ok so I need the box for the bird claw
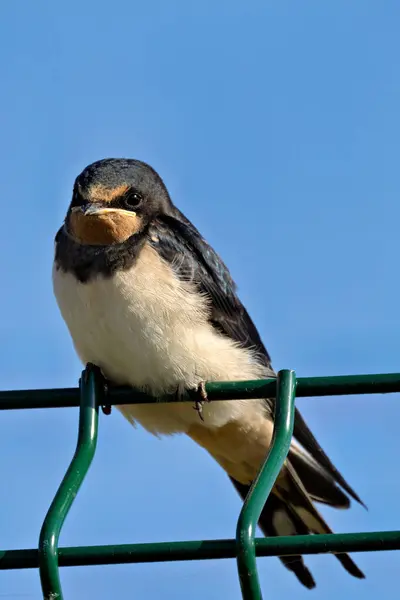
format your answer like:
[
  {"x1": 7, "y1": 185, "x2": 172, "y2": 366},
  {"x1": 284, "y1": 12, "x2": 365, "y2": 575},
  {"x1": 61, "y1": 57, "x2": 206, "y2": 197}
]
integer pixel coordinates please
[
  {"x1": 193, "y1": 381, "x2": 209, "y2": 422},
  {"x1": 83, "y1": 363, "x2": 112, "y2": 415},
  {"x1": 100, "y1": 374, "x2": 112, "y2": 415}
]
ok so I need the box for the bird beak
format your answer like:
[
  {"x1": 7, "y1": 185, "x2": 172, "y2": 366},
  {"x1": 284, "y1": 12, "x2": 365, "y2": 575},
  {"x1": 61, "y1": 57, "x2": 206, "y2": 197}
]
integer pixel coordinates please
[
  {"x1": 82, "y1": 205, "x2": 108, "y2": 216},
  {"x1": 71, "y1": 205, "x2": 135, "y2": 217}
]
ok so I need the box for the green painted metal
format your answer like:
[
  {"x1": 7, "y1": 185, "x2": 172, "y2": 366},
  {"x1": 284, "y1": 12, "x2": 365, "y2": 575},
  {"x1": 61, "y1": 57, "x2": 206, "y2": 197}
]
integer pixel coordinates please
[
  {"x1": 1, "y1": 368, "x2": 400, "y2": 599},
  {"x1": 2, "y1": 528, "x2": 400, "y2": 570},
  {"x1": 38, "y1": 364, "x2": 102, "y2": 600},
  {"x1": 236, "y1": 370, "x2": 296, "y2": 600},
  {"x1": 1, "y1": 372, "x2": 400, "y2": 410}
]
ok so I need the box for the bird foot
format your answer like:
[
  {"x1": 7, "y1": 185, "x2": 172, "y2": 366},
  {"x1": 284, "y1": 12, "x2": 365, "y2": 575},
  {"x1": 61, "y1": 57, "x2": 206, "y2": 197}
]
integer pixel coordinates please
[
  {"x1": 193, "y1": 381, "x2": 209, "y2": 422},
  {"x1": 100, "y1": 375, "x2": 112, "y2": 415},
  {"x1": 84, "y1": 363, "x2": 112, "y2": 415}
]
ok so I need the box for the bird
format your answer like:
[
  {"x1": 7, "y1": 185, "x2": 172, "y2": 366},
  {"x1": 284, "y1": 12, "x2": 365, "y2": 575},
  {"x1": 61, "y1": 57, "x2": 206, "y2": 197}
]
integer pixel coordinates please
[{"x1": 53, "y1": 157, "x2": 365, "y2": 589}]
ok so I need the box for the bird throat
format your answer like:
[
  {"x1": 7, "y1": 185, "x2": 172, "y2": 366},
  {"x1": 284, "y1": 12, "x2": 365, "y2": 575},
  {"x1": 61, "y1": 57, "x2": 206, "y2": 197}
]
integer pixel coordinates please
[
  {"x1": 68, "y1": 210, "x2": 141, "y2": 246},
  {"x1": 54, "y1": 225, "x2": 147, "y2": 282}
]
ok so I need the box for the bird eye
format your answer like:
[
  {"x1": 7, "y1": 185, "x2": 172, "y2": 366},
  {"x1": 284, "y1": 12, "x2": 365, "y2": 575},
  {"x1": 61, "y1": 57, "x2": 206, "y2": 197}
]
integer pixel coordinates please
[{"x1": 123, "y1": 190, "x2": 143, "y2": 210}]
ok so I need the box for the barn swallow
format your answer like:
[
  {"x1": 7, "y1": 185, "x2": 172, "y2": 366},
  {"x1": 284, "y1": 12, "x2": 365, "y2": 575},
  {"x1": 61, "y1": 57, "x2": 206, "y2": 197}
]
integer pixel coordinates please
[{"x1": 53, "y1": 158, "x2": 365, "y2": 589}]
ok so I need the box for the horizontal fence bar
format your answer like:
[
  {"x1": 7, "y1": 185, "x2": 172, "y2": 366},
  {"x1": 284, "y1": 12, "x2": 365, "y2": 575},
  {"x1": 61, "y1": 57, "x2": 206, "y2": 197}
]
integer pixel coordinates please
[
  {"x1": 1, "y1": 530, "x2": 399, "y2": 570},
  {"x1": 1, "y1": 373, "x2": 400, "y2": 410}
]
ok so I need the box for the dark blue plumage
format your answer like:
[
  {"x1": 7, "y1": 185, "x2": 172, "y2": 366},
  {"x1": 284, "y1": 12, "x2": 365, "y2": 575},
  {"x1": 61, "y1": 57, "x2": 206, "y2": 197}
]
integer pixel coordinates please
[{"x1": 149, "y1": 212, "x2": 272, "y2": 365}]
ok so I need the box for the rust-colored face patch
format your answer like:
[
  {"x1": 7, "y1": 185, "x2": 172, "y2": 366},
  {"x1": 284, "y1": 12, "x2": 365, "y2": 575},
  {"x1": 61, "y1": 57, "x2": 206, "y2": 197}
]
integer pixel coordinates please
[
  {"x1": 86, "y1": 184, "x2": 130, "y2": 204},
  {"x1": 69, "y1": 208, "x2": 142, "y2": 246}
]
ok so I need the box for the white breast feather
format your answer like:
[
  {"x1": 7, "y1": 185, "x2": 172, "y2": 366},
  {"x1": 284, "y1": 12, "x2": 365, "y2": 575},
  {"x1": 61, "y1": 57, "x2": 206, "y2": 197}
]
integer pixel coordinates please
[{"x1": 52, "y1": 245, "x2": 271, "y2": 450}]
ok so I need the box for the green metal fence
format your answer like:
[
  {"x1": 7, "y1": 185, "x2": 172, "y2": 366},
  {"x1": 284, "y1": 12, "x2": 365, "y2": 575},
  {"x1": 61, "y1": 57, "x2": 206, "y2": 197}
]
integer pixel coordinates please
[{"x1": 1, "y1": 366, "x2": 400, "y2": 599}]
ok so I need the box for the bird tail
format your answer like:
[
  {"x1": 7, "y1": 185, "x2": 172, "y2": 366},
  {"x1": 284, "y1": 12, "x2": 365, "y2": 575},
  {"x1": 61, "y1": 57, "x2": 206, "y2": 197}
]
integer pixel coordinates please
[{"x1": 230, "y1": 454, "x2": 365, "y2": 589}]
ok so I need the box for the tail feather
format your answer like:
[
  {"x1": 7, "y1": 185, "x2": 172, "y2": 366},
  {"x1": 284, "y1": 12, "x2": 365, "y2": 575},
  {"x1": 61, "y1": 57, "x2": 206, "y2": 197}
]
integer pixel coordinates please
[
  {"x1": 231, "y1": 479, "x2": 316, "y2": 589},
  {"x1": 280, "y1": 460, "x2": 365, "y2": 580},
  {"x1": 293, "y1": 408, "x2": 366, "y2": 508},
  {"x1": 289, "y1": 445, "x2": 350, "y2": 508},
  {"x1": 230, "y1": 457, "x2": 365, "y2": 588}
]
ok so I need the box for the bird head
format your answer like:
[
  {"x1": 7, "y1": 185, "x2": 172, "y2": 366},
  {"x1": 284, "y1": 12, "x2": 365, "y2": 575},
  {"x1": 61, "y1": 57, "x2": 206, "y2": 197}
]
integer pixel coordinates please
[{"x1": 65, "y1": 158, "x2": 172, "y2": 246}]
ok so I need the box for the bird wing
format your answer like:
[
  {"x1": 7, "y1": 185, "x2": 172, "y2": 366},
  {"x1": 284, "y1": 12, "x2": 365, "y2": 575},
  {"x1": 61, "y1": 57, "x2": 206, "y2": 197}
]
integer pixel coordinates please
[
  {"x1": 151, "y1": 211, "x2": 363, "y2": 500},
  {"x1": 149, "y1": 212, "x2": 365, "y2": 586},
  {"x1": 151, "y1": 211, "x2": 271, "y2": 365}
]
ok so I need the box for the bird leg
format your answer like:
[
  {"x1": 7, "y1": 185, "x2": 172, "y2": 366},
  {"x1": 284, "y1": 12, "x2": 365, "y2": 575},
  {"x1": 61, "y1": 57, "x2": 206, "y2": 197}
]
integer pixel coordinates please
[
  {"x1": 84, "y1": 362, "x2": 112, "y2": 415},
  {"x1": 193, "y1": 380, "x2": 209, "y2": 422},
  {"x1": 174, "y1": 381, "x2": 210, "y2": 422},
  {"x1": 100, "y1": 377, "x2": 112, "y2": 415}
]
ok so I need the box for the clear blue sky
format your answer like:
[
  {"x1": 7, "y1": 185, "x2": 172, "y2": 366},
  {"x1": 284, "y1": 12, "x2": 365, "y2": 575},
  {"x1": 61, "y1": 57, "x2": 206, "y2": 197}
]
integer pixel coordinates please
[{"x1": 1, "y1": 1, "x2": 399, "y2": 598}]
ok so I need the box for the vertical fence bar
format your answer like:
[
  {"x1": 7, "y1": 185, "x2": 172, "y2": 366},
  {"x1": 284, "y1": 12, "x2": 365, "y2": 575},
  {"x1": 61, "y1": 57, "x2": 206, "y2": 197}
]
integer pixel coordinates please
[
  {"x1": 236, "y1": 370, "x2": 297, "y2": 600},
  {"x1": 38, "y1": 364, "x2": 103, "y2": 599}
]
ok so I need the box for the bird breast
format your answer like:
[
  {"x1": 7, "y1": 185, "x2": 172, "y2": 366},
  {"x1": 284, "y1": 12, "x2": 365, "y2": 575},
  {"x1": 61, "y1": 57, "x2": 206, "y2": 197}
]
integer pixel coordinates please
[{"x1": 52, "y1": 243, "x2": 268, "y2": 435}]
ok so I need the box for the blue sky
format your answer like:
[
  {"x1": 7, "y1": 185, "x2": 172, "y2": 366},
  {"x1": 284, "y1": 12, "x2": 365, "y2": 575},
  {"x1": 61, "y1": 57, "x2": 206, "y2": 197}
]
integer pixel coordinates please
[{"x1": 1, "y1": 1, "x2": 400, "y2": 598}]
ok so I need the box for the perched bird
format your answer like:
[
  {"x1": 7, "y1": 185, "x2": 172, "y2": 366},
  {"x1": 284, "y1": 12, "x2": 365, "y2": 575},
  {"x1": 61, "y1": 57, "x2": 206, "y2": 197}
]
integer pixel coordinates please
[{"x1": 53, "y1": 158, "x2": 365, "y2": 589}]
